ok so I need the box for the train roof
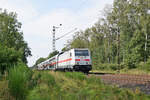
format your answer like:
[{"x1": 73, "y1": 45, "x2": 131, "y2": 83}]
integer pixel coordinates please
[
  {"x1": 68, "y1": 48, "x2": 89, "y2": 51},
  {"x1": 73, "y1": 48, "x2": 89, "y2": 50}
]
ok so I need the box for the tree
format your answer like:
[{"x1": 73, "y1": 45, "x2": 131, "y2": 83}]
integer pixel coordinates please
[
  {"x1": 0, "y1": 9, "x2": 32, "y2": 74},
  {"x1": 47, "y1": 50, "x2": 59, "y2": 59},
  {"x1": 63, "y1": 0, "x2": 150, "y2": 70},
  {"x1": 0, "y1": 44, "x2": 21, "y2": 74},
  {"x1": 0, "y1": 9, "x2": 31, "y2": 64},
  {"x1": 35, "y1": 58, "x2": 46, "y2": 65}
]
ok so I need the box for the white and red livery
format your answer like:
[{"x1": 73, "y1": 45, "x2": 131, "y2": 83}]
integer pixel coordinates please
[{"x1": 37, "y1": 48, "x2": 92, "y2": 73}]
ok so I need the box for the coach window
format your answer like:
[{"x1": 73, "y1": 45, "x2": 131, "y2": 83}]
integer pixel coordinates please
[{"x1": 70, "y1": 53, "x2": 72, "y2": 57}]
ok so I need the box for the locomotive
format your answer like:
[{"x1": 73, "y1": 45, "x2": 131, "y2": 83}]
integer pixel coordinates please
[{"x1": 37, "y1": 48, "x2": 92, "y2": 73}]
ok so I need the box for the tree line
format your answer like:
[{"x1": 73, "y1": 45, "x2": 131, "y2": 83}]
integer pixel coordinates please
[
  {"x1": 0, "y1": 9, "x2": 31, "y2": 74},
  {"x1": 62, "y1": 0, "x2": 150, "y2": 70}
]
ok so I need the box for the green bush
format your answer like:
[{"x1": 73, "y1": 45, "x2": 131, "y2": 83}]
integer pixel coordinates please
[
  {"x1": 0, "y1": 45, "x2": 22, "y2": 74},
  {"x1": 97, "y1": 63, "x2": 119, "y2": 70},
  {"x1": 138, "y1": 60, "x2": 150, "y2": 71},
  {"x1": 0, "y1": 73, "x2": 2, "y2": 81},
  {"x1": 8, "y1": 63, "x2": 32, "y2": 100},
  {"x1": 124, "y1": 54, "x2": 141, "y2": 69},
  {"x1": 146, "y1": 58, "x2": 150, "y2": 65}
]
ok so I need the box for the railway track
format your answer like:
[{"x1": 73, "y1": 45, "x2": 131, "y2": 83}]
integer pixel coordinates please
[{"x1": 88, "y1": 73, "x2": 150, "y2": 94}]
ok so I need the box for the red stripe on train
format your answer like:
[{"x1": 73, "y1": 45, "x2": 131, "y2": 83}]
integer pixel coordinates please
[
  {"x1": 75, "y1": 59, "x2": 80, "y2": 61},
  {"x1": 45, "y1": 58, "x2": 90, "y2": 67},
  {"x1": 84, "y1": 59, "x2": 90, "y2": 61},
  {"x1": 75, "y1": 59, "x2": 90, "y2": 61},
  {"x1": 49, "y1": 58, "x2": 72, "y2": 66},
  {"x1": 58, "y1": 58, "x2": 72, "y2": 63}
]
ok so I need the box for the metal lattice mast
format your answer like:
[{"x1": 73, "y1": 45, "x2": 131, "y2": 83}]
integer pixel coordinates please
[
  {"x1": 52, "y1": 24, "x2": 62, "y2": 52},
  {"x1": 52, "y1": 24, "x2": 77, "y2": 52},
  {"x1": 52, "y1": 26, "x2": 56, "y2": 52}
]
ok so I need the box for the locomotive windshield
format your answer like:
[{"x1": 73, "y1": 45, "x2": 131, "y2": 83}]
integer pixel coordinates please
[{"x1": 75, "y1": 50, "x2": 89, "y2": 56}]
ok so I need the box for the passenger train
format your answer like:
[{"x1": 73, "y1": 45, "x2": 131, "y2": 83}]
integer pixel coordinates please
[{"x1": 37, "y1": 48, "x2": 92, "y2": 73}]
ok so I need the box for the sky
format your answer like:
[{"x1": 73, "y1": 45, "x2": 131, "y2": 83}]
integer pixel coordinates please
[{"x1": 0, "y1": 0, "x2": 113, "y2": 67}]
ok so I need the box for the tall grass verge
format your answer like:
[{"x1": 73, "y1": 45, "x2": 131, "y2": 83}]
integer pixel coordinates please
[
  {"x1": 8, "y1": 63, "x2": 32, "y2": 100},
  {"x1": 65, "y1": 72, "x2": 86, "y2": 80},
  {"x1": 26, "y1": 71, "x2": 150, "y2": 100},
  {"x1": 27, "y1": 71, "x2": 57, "y2": 100}
]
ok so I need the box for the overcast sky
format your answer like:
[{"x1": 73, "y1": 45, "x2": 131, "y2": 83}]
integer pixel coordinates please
[{"x1": 0, "y1": 0, "x2": 113, "y2": 66}]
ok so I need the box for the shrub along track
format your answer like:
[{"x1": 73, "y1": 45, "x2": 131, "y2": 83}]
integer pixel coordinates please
[{"x1": 88, "y1": 73, "x2": 150, "y2": 94}]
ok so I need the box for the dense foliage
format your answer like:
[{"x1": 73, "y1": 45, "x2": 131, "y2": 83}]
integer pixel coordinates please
[
  {"x1": 64, "y1": 0, "x2": 150, "y2": 70},
  {"x1": 0, "y1": 9, "x2": 31, "y2": 74},
  {"x1": 0, "y1": 44, "x2": 21, "y2": 74}
]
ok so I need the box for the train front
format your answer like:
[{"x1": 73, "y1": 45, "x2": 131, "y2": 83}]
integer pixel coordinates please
[{"x1": 73, "y1": 49, "x2": 92, "y2": 73}]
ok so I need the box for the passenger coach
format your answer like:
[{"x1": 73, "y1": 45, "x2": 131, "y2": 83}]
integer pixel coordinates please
[{"x1": 37, "y1": 48, "x2": 92, "y2": 73}]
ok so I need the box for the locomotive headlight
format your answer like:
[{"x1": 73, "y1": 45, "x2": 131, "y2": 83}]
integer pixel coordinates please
[{"x1": 86, "y1": 62, "x2": 89, "y2": 65}]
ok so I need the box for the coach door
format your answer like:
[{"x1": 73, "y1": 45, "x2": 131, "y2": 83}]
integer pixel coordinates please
[{"x1": 67, "y1": 52, "x2": 71, "y2": 68}]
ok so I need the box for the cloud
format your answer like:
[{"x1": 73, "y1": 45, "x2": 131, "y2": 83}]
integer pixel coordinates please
[
  {"x1": 0, "y1": 0, "x2": 113, "y2": 66},
  {"x1": 0, "y1": 0, "x2": 38, "y2": 22}
]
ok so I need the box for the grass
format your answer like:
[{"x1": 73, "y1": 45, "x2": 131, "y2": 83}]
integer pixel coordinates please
[
  {"x1": 119, "y1": 68, "x2": 150, "y2": 75},
  {"x1": 91, "y1": 68, "x2": 150, "y2": 75},
  {"x1": 0, "y1": 80, "x2": 9, "y2": 100},
  {"x1": 27, "y1": 71, "x2": 150, "y2": 100},
  {"x1": 8, "y1": 63, "x2": 33, "y2": 100},
  {"x1": 90, "y1": 70, "x2": 117, "y2": 74},
  {"x1": 1, "y1": 69, "x2": 150, "y2": 100}
]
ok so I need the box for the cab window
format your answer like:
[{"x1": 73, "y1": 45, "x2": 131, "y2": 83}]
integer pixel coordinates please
[{"x1": 75, "y1": 50, "x2": 89, "y2": 56}]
